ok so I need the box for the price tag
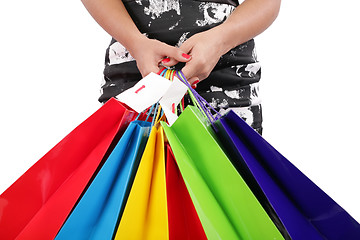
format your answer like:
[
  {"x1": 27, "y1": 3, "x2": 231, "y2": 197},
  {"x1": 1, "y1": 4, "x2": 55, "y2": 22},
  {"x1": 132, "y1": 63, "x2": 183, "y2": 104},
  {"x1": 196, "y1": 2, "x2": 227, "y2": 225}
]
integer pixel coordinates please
[
  {"x1": 159, "y1": 76, "x2": 188, "y2": 126},
  {"x1": 116, "y1": 72, "x2": 172, "y2": 113}
]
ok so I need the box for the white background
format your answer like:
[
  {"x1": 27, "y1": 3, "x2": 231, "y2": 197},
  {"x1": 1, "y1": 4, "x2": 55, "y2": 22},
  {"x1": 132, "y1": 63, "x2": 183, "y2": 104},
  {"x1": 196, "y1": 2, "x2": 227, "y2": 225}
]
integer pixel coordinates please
[{"x1": 1, "y1": 0, "x2": 359, "y2": 223}]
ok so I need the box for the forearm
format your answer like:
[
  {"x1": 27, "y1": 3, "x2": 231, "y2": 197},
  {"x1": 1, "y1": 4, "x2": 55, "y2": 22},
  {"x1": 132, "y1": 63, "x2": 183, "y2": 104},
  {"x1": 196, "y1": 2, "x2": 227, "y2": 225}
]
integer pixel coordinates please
[
  {"x1": 81, "y1": 0, "x2": 146, "y2": 55},
  {"x1": 82, "y1": 0, "x2": 192, "y2": 76},
  {"x1": 215, "y1": 0, "x2": 281, "y2": 54}
]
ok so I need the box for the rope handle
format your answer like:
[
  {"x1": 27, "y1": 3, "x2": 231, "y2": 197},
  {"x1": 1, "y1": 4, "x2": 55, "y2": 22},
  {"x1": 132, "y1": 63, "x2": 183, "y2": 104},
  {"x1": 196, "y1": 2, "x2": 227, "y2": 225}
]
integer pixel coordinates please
[{"x1": 175, "y1": 71, "x2": 221, "y2": 124}]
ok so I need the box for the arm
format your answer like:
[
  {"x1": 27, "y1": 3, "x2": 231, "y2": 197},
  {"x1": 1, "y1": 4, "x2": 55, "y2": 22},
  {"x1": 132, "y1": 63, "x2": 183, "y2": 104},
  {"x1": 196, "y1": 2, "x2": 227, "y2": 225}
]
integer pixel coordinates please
[
  {"x1": 81, "y1": 0, "x2": 191, "y2": 77},
  {"x1": 212, "y1": 0, "x2": 281, "y2": 54},
  {"x1": 163, "y1": 0, "x2": 281, "y2": 85}
]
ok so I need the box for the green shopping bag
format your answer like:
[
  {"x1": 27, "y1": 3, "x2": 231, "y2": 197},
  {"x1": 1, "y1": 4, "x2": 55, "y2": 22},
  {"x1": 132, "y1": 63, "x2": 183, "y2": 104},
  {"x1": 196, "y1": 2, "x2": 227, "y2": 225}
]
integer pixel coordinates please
[{"x1": 161, "y1": 105, "x2": 284, "y2": 240}]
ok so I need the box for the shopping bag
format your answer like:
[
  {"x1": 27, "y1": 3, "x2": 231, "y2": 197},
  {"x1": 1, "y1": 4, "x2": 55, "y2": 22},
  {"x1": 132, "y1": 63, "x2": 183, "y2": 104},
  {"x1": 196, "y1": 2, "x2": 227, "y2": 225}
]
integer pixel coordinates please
[
  {"x1": 165, "y1": 144, "x2": 207, "y2": 240},
  {"x1": 214, "y1": 110, "x2": 360, "y2": 240},
  {"x1": 161, "y1": 105, "x2": 284, "y2": 240},
  {"x1": 0, "y1": 98, "x2": 136, "y2": 240},
  {"x1": 55, "y1": 120, "x2": 151, "y2": 240},
  {"x1": 114, "y1": 124, "x2": 168, "y2": 240}
]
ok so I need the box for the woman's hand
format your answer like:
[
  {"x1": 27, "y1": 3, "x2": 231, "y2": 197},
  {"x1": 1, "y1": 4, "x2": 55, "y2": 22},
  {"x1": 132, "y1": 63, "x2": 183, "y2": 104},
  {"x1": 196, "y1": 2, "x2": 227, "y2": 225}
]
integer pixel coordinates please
[
  {"x1": 179, "y1": 28, "x2": 229, "y2": 86},
  {"x1": 161, "y1": 27, "x2": 229, "y2": 86},
  {"x1": 161, "y1": 0, "x2": 281, "y2": 86},
  {"x1": 128, "y1": 35, "x2": 192, "y2": 78},
  {"x1": 82, "y1": 0, "x2": 280, "y2": 83},
  {"x1": 81, "y1": 0, "x2": 191, "y2": 78}
]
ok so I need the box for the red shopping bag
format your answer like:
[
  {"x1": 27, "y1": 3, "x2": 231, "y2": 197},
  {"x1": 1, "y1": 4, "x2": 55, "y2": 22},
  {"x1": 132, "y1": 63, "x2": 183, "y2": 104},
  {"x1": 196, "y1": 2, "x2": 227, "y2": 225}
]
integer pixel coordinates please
[
  {"x1": 165, "y1": 144, "x2": 207, "y2": 240},
  {"x1": 0, "y1": 98, "x2": 137, "y2": 240}
]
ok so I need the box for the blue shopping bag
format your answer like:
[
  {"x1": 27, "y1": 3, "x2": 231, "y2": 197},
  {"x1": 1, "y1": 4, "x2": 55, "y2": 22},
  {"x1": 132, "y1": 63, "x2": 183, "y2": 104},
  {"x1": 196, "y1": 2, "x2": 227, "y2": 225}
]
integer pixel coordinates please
[
  {"x1": 215, "y1": 110, "x2": 360, "y2": 240},
  {"x1": 55, "y1": 120, "x2": 151, "y2": 240}
]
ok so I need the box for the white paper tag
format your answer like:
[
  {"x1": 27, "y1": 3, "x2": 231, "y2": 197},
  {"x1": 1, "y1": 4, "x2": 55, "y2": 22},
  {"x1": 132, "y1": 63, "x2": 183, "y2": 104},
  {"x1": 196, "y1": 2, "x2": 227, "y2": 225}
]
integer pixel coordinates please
[
  {"x1": 116, "y1": 72, "x2": 172, "y2": 113},
  {"x1": 159, "y1": 76, "x2": 188, "y2": 126}
]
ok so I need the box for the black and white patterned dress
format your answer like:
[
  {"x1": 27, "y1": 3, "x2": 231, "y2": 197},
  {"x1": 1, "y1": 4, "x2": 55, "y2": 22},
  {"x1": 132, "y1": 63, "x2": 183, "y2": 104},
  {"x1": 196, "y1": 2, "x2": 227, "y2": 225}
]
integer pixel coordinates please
[{"x1": 99, "y1": 0, "x2": 263, "y2": 133}]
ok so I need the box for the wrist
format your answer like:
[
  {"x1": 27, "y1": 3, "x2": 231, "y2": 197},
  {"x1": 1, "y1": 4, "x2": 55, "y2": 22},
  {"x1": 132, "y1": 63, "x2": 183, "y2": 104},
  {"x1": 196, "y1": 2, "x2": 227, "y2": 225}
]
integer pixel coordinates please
[
  {"x1": 209, "y1": 25, "x2": 237, "y2": 56},
  {"x1": 123, "y1": 33, "x2": 148, "y2": 59}
]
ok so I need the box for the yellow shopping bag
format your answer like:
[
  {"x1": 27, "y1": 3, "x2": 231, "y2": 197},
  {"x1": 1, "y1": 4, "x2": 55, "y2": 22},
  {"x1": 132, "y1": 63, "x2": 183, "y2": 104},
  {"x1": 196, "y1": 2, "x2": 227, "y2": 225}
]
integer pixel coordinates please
[{"x1": 114, "y1": 123, "x2": 168, "y2": 240}]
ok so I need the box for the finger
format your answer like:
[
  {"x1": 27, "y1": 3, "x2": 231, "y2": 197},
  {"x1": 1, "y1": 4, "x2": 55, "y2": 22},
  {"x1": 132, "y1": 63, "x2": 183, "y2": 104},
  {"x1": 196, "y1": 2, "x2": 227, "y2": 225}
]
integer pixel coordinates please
[
  {"x1": 188, "y1": 77, "x2": 200, "y2": 88},
  {"x1": 181, "y1": 63, "x2": 198, "y2": 84},
  {"x1": 161, "y1": 45, "x2": 192, "y2": 65},
  {"x1": 160, "y1": 57, "x2": 176, "y2": 67},
  {"x1": 139, "y1": 64, "x2": 161, "y2": 78},
  {"x1": 160, "y1": 54, "x2": 191, "y2": 67},
  {"x1": 178, "y1": 38, "x2": 193, "y2": 55}
]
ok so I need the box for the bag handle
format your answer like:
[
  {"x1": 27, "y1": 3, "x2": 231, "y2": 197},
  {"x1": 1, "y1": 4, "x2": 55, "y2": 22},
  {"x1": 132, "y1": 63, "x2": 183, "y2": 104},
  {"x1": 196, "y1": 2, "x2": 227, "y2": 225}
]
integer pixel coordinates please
[
  {"x1": 139, "y1": 68, "x2": 218, "y2": 126},
  {"x1": 175, "y1": 71, "x2": 221, "y2": 125}
]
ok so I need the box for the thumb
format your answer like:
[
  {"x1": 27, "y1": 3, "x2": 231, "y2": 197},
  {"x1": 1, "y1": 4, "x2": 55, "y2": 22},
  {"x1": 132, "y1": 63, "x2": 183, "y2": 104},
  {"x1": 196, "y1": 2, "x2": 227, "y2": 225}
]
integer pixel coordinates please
[
  {"x1": 188, "y1": 76, "x2": 200, "y2": 88},
  {"x1": 181, "y1": 63, "x2": 199, "y2": 85},
  {"x1": 161, "y1": 46, "x2": 192, "y2": 67}
]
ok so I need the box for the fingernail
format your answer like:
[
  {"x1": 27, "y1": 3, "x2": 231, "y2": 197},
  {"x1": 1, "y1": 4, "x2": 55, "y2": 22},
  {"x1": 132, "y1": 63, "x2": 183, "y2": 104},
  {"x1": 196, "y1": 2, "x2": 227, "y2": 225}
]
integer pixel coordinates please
[
  {"x1": 192, "y1": 84, "x2": 197, "y2": 89},
  {"x1": 162, "y1": 58, "x2": 170, "y2": 63},
  {"x1": 193, "y1": 80, "x2": 200, "y2": 85},
  {"x1": 182, "y1": 53, "x2": 191, "y2": 59}
]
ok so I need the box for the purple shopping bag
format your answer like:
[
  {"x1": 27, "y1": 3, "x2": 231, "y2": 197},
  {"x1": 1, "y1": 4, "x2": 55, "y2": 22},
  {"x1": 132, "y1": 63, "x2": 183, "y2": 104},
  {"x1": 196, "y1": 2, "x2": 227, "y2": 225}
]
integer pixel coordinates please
[{"x1": 214, "y1": 110, "x2": 360, "y2": 240}]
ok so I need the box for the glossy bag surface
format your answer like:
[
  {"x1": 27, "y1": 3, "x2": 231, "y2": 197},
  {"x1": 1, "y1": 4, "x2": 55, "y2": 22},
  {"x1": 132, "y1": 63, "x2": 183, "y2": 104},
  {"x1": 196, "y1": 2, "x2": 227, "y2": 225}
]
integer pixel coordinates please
[
  {"x1": 161, "y1": 105, "x2": 284, "y2": 240},
  {"x1": 55, "y1": 120, "x2": 151, "y2": 240},
  {"x1": 165, "y1": 144, "x2": 207, "y2": 240},
  {"x1": 0, "y1": 98, "x2": 136, "y2": 240},
  {"x1": 115, "y1": 125, "x2": 168, "y2": 240},
  {"x1": 216, "y1": 110, "x2": 360, "y2": 240}
]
